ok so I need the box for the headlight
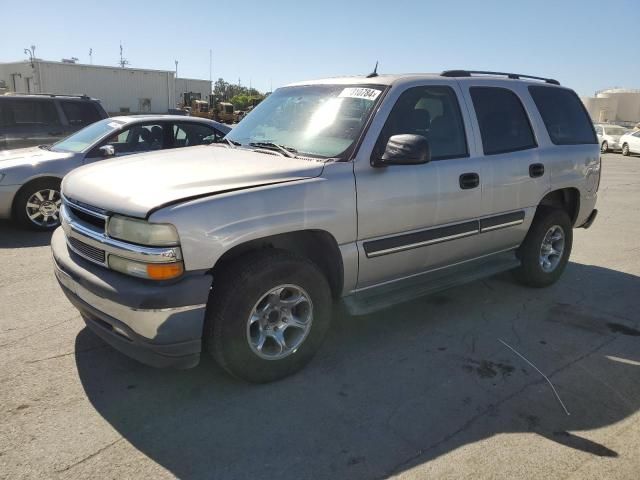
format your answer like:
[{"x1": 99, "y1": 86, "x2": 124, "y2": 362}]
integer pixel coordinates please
[
  {"x1": 107, "y1": 215, "x2": 179, "y2": 246},
  {"x1": 108, "y1": 255, "x2": 184, "y2": 280}
]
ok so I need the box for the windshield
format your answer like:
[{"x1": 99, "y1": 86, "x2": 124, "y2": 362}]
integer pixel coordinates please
[
  {"x1": 52, "y1": 118, "x2": 125, "y2": 153},
  {"x1": 605, "y1": 126, "x2": 626, "y2": 136},
  {"x1": 226, "y1": 84, "x2": 384, "y2": 158}
]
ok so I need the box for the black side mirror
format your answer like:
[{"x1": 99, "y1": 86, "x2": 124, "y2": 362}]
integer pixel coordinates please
[{"x1": 373, "y1": 134, "x2": 431, "y2": 167}]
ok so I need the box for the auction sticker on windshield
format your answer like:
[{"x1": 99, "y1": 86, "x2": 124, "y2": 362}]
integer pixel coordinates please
[{"x1": 338, "y1": 87, "x2": 381, "y2": 101}]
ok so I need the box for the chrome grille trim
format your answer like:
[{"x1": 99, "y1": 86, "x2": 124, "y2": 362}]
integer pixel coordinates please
[
  {"x1": 60, "y1": 203, "x2": 182, "y2": 266},
  {"x1": 68, "y1": 237, "x2": 106, "y2": 264}
]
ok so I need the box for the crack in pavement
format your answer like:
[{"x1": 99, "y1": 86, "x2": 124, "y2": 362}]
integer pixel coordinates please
[
  {"x1": 0, "y1": 315, "x2": 78, "y2": 350},
  {"x1": 378, "y1": 334, "x2": 619, "y2": 479},
  {"x1": 26, "y1": 345, "x2": 108, "y2": 364},
  {"x1": 55, "y1": 438, "x2": 124, "y2": 473}
]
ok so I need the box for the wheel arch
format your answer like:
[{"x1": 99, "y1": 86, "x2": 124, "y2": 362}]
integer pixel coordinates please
[
  {"x1": 210, "y1": 229, "x2": 344, "y2": 299},
  {"x1": 538, "y1": 187, "x2": 580, "y2": 226},
  {"x1": 11, "y1": 175, "x2": 63, "y2": 217}
]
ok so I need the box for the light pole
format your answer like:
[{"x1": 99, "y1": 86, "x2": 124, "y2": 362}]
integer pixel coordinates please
[{"x1": 175, "y1": 60, "x2": 178, "y2": 78}]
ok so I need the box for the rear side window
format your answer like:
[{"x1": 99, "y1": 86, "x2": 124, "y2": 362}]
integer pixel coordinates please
[
  {"x1": 470, "y1": 87, "x2": 536, "y2": 155},
  {"x1": 60, "y1": 101, "x2": 102, "y2": 127},
  {"x1": 529, "y1": 86, "x2": 597, "y2": 145},
  {"x1": 5, "y1": 99, "x2": 59, "y2": 126}
]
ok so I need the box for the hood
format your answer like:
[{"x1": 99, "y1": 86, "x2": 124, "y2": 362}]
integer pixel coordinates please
[
  {"x1": 62, "y1": 145, "x2": 325, "y2": 218},
  {"x1": 0, "y1": 146, "x2": 72, "y2": 170}
]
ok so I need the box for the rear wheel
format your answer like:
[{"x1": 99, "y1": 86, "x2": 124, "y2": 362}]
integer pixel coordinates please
[
  {"x1": 204, "y1": 249, "x2": 332, "y2": 383},
  {"x1": 513, "y1": 207, "x2": 573, "y2": 288},
  {"x1": 622, "y1": 143, "x2": 630, "y2": 156},
  {"x1": 13, "y1": 178, "x2": 62, "y2": 231},
  {"x1": 601, "y1": 141, "x2": 609, "y2": 153}
]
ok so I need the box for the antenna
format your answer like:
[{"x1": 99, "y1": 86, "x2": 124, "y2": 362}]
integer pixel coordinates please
[
  {"x1": 119, "y1": 42, "x2": 129, "y2": 68},
  {"x1": 366, "y1": 61, "x2": 378, "y2": 78}
]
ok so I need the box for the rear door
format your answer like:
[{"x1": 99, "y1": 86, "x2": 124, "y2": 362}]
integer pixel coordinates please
[
  {"x1": 354, "y1": 81, "x2": 486, "y2": 288},
  {"x1": 59, "y1": 100, "x2": 104, "y2": 135},
  {"x1": 1, "y1": 99, "x2": 63, "y2": 149},
  {"x1": 459, "y1": 82, "x2": 549, "y2": 252}
]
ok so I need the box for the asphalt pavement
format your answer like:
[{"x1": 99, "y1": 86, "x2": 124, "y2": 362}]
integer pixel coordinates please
[{"x1": 1, "y1": 153, "x2": 639, "y2": 479}]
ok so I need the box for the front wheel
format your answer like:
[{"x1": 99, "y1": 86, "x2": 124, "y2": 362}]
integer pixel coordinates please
[
  {"x1": 204, "y1": 249, "x2": 332, "y2": 383},
  {"x1": 13, "y1": 178, "x2": 62, "y2": 231},
  {"x1": 601, "y1": 141, "x2": 609, "y2": 153},
  {"x1": 622, "y1": 143, "x2": 630, "y2": 156},
  {"x1": 513, "y1": 207, "x2": 573, "y2": 288}
]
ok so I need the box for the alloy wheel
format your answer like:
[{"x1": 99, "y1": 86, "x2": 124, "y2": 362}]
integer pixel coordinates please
[
  {"x1": 539, "y1": 225, "x2": 565, "y2": 273},
  {"x1": 25, "y1": 189, "x2": 61, "y2": 228},
  {"x1": 246, "y1": 284, "x2": 314, "y2": 360}
]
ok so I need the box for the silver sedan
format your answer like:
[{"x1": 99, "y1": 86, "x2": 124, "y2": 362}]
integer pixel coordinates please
[{"x1": 0, "y1": 115, "x2": 230, "y2": 230}]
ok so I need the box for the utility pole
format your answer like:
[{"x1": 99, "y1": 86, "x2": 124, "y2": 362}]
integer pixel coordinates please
[
  {"x1": 119, "y1": 42, "x2": 129, "y2": 68},
  {"x1": 209, "y1": 49, "x2": 212, "y2": 83},
  {"x1": 175, "y1": 60, "x2": 178, "y2": 78}
]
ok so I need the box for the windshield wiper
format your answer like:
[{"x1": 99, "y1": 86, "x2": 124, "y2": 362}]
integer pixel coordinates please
[
  {"x1": 249, "y1": 142, "x2": 297, "y2": 158},
  {"x1": 222, "y1": 137, "x2": 241, "y2": 147}
]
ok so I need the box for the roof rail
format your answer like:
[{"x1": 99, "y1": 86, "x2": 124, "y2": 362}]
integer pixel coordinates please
[
  {"x1": 441, "y1": 70, "x2": 560, "y2": 86},
  {"x1": 3, "y1": 92, "x2": 91, "y2": 99}
]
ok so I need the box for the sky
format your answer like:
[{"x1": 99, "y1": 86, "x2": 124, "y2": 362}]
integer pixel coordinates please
[{"x1": 1, "y1": 0, "x2": 639, "y2": 96}]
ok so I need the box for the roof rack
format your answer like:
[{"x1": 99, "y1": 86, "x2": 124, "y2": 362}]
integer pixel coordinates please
[
  {"x1": 441, "y1": 70, "x2": 560, "y2": 86},
  {"x1": 3, "y1": 92, "x2": 91, "y2": 99}
]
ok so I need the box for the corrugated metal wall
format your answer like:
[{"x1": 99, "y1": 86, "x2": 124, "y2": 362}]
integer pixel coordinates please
[{"x1": 37, "y1": 62, "x2": 176, "y2": 114}]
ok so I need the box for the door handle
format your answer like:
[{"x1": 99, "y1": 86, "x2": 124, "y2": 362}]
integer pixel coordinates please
[
  {"x1": 459, "y1": 172, "x2": 479, "y2": 190},
  {"x1": 529, "y1": 163, "x2": 545, "y2": 178}
]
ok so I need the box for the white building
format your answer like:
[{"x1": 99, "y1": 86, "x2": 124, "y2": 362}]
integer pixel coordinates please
[
  {"x1": 0, "y1": 60, "x2": 211, "y2": 115},
  {"x1": 581, "y1": 88, "x2": 640, "y2": 126}
]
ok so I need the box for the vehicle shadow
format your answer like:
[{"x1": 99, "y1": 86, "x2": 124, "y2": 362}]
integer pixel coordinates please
[
  {"x1": 74, "y1": 262, "x2": 640, "y2": 479},
  {"x1": 0, "y1": 220, "x2": 53, "y2": 248}
]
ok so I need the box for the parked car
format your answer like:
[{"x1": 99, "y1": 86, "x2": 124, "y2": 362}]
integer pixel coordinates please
[
  {"x1": 594, "y1": 123, "x2": 627, "y2": 153},
  {"x1": 0, "y1": 93, "x2": 109, "y2": 150},
  {"x1": 0, "y1": 115, "x2": 231, "y2": 230},
  {"x1": 620, "y1": 130, "x2": 640, "y2": 156},
  {"x1": 52, "y1": 70, "x2": 600, "y2": 382}
]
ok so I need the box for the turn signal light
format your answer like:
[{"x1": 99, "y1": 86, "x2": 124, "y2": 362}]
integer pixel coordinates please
[{"x1": 146, "y1": 262, "x2": 184, "y2": 280}]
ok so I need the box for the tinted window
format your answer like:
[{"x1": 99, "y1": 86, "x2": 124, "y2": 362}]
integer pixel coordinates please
[
  {"x1": 529, "y1": 87, "x2": 596, "y2": 145},
  {"x1": 103, "y1": 123, "x2": 165, "y2": 154},
  {"x1": 172, "y1": 122, "x2": 220, "y2": 147},
  {"x1": 470, "y1": 87, "x2": 536, "y2": 155},
  {"x1": 375, "y1": 86, "x2": 468, "y2": 160},
  {"x1": 5, "y1": 100, "x2": 59, "y2": 126},
  {"x1": 60, "y1": 101, "x2": 102, "y2": 127}
]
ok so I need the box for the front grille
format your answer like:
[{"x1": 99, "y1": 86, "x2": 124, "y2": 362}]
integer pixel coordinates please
[
  {"x1": 68, "y1": 205, "x2": 106, "y2": 230},
  {"x1": 69, "y1": 237, "x2": 106, "y2": 264}
]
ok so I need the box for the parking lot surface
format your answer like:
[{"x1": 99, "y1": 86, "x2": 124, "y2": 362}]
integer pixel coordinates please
[{"x1": 1, "y1": 153, "x2": 639, "y2": 479}]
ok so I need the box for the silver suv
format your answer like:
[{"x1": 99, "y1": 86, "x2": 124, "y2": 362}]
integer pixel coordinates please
[{"x1": 51, "y1": 70, "x2": 600, "y2": 382}]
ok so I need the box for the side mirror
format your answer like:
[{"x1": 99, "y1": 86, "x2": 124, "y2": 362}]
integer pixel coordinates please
[
  {"x1": 99, "y1": 145, "x2": 115, "y2": 158},
  {"x1": 373, "y1": 134, "x2": 431, "y2": 167}
]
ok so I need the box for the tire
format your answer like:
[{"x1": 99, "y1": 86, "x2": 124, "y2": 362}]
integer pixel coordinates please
[
  {"x1": 601, "y1": 141, "x2": 608, "y2": 153},
  {"x1": 622, "y1": 143, "x2": 630, "y2": 156},
  {"x1": 204, "y1": 249, "x2": 332, "y2": 383},
  {"x1": 513, "y1": 207, "x2": 573, "y2": 288},
  {"x1": 13, "y1": 178, "x2": 62, "y2": 231}
]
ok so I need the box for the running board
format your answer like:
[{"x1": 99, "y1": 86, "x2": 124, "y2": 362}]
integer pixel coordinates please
[{"x1": 343, "y1": 251, "x2": 521, "y2": 316}]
